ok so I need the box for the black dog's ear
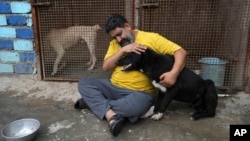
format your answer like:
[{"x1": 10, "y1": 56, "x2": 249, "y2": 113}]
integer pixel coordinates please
[
  {"x1": 116, "y1": 52, "x2": 135, "y2": 66},
  {"x1": 116, "y1": 60, "x2": 123, "y2": 66},
  {"x1": 116, "y1": 56, "x2": 128, "y2": 66}
]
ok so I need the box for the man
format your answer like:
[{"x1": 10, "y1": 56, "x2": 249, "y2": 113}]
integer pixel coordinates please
[{"x1": 75, "y1": 14, "x2": 187, "y2": 137}]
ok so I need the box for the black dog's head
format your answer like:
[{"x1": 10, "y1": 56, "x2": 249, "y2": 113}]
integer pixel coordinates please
[
  {"x1": 116, "y1": 51, "x2": 143, "y2": 71},
  {"x1": 116, "y1": 49, "x2": 174, "y2": 73},
  {"x1": 116, "y1": 49, "x2": 159, "y2": 72}
]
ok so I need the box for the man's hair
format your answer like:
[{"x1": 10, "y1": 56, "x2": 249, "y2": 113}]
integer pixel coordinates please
[{"x1": 104, "y1": 13, "x2": 128, "y2": 33}]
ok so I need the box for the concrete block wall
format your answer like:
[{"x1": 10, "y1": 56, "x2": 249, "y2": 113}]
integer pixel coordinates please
[{"x1": 0, "y1": 1, "x2": 36, "y2": 74}]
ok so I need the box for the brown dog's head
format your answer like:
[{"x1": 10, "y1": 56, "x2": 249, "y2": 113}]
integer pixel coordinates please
[{"x1": 93, "y1": 25, "x2": 102, "y2": 31}]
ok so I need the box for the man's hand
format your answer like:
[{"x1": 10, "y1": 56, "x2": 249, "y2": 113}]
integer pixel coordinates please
[
  {"x1": 159, "y1": 48, "x2": 187, "y2": 88},
  {"x1": 121, "y1": 43, "x2": 146, "y2": 54},
  {"x1": 159, "y1": 71, "x2": 178, "y2": 88},
  {"x1": 103, "y1": 43, "x2": 146, "y2": 71}
]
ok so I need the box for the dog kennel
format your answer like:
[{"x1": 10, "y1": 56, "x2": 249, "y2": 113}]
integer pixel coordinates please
[{"x1": 32, "y1": 0, "x2": 250, "y2": 90}]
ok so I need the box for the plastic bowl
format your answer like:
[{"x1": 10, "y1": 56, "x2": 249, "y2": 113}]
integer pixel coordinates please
[{"x1": 1, "y1": 118, "x2": 40, "y2": 141}]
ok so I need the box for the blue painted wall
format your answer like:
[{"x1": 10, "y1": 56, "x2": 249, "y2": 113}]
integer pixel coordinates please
[{"x1": 0, "y1": 1, "x2": 36, "y2": 74}]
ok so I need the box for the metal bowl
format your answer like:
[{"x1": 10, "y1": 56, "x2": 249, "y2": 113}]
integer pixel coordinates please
[{"x1": 1, "y1": 118, "x2": 40, "y2": 141}]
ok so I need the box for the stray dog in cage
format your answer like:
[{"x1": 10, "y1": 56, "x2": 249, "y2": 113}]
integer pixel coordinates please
[
  {"x1": 116, "y1": 48, "x2": 218, "y2": 121},
  {"x1": 47, "y1": 24, "x2": 101, "y2": 76}
]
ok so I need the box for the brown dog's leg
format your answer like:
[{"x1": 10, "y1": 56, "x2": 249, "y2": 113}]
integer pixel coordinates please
[
  {"x1": 85, "y1": 41, "x2": 96, "y2": 70},
  {"x1": 51, "y1": 49, "x2": 65, "y2": 76}
]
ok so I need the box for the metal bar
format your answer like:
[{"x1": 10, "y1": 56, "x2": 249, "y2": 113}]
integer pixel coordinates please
[
  {"x1": 139, "y1": 3, "x2": 159, "y2": 9},
  {"x1": 32, "y1": 2, "x2": 51, "y2": 7},
  {"x1": 31, "y1": 0, "x2": 42, "y2": 80}
]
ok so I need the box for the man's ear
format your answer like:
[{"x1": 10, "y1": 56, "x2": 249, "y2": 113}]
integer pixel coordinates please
[{"x1": 124, "y1": 23, "x2": 132, "y2": 30}]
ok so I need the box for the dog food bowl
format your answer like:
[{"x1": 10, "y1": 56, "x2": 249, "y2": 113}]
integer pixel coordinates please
[{"x1": 1, "y1": 118, "x2": 40, "y2": 141}]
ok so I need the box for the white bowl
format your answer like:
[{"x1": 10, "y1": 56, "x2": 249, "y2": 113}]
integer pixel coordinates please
[{"x1": 1, "y1": 118, "x2": 40, "y2": 141}]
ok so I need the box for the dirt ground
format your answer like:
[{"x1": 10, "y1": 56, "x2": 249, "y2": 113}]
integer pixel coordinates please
[{"x1": 0, "y1": 74, "x2": 250, "y2": 141}]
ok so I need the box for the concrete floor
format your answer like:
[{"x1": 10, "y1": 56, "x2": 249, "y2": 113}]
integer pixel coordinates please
[{"x1": 0, "y1": 74, "x2": 250, "y2": 141}]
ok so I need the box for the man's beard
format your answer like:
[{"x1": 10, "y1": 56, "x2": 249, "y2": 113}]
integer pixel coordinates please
[{"x1": 120, "y1": 30, "x2": 134, "y2": 47}]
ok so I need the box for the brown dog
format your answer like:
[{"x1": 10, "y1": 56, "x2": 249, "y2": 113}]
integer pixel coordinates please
[{"x1": 47, "y1": 25, "x2": 101, "y2": 76}]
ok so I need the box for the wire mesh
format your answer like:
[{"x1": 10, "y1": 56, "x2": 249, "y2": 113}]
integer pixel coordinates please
[
  {"x1": 140, "y1": 0, "x2": 250, "y2": 89},
  {"x1": 34, "y1": 0, "x2": 250, "y2": 89},
  {"x1": 36, "y1": 0, "x2": 127, "y2": 81}
]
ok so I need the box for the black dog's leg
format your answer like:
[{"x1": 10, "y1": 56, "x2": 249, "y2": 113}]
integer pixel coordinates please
[
  {"x1": 159, "y1": 86, "x2": 178, "y2": 112},
  {"x1": 205, "y1": 80, "x2": 218, "y2": 115},
  {"x1": 191, "y1": 88, "x2": 206, "y2": 115},
  {"x1": 191, "y1": 80, "x2": 218, "y2": 120},
  {"x1": 153, "y1": 90, "x2": 164, "y2": 112},
  {"x1": 151, "y1": 86, "x2": 179, "y2": 120}
]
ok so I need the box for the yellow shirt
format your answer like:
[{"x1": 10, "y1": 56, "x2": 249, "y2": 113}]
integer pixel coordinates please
[{"x1": 104, "y1": 30, "x2": 181, "y2": 94}]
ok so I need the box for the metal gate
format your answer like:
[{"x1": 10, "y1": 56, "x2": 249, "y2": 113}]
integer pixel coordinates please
[{"x1": 32, "y1": 0, "x2": 250, "y2": 90}]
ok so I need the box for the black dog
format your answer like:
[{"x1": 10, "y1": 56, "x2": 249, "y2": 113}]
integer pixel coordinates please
[{"x1": 116, "y1": 49, "x2": 218, "y2": 120}]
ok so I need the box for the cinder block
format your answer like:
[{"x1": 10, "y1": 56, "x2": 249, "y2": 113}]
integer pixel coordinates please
[
  {"x1": 20, "y1": 52, "x2": 36, "y2": 63},
  {"x1": 14, "y1": 39, "x2": 33, "y2": 51},
  {"x1": 16, "y1": 28, "x2": 34, "y2": 39},
  {"x1": 0, "y1": 2, "x2": 11, "y2": 13},
  {"x1": 7, "y1": 15, "x2": 27, "y2": 26},
  {"x1": 0, "y1": 63, "x2": 13, "y2": 73},
  {"x1": 10, "y1": 2, "x2": 31, "y2": 14},
  {"x1": 0, "y1": 27, "x2": 16, "y2": 38},
  {"x1": 0, "y1": 15, "x2": 7, "y2": 25},
  {"x1": 0, "y1": 51, "x2": 20, "y2": 62},
  {"x1": 14, "y1": 63, "x2": 33, "y2": 74},
  {"x1": 0, "y1": 40, "x2": 13, "y2": 49}
]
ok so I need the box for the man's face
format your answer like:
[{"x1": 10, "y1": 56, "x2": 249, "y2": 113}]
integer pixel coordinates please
[{"x1": 109, "y1": 25, "x2": 134, "y2": 47}]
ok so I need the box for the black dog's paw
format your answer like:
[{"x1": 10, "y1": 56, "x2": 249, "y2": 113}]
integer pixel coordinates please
[
  {"x1": 190, "y1": 112, "x2": 201, "y2": 120},
  {"x1": 74, "y1": 98, "x2": 89, "y2": 110},
  {"x1": 190, "y1": 110, "x2": 216, "y2": 120},
  {"x1": 151, "y1": 112, "x2": 164, "y2": 120}
]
